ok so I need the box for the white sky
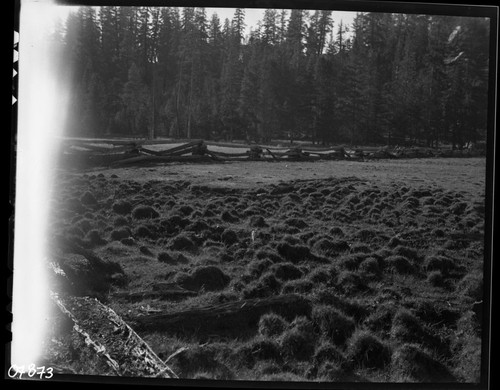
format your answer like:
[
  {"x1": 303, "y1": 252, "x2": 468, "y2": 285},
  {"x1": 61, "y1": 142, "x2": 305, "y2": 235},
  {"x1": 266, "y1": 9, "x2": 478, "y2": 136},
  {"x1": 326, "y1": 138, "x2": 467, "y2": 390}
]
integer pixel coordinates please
[
  {"x1": 41, "y1": 4, "x2": 358, "y2": 37},
  {"x1": 205, "y1": 7, "x2": 358, "y2": 35}
]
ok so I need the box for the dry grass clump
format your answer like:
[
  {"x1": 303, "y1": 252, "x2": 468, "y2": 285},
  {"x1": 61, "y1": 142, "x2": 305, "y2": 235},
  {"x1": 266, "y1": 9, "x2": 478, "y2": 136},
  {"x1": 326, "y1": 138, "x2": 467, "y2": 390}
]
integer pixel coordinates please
[
  {"x1": 112, "y1": 200, "x2": 132, "y2": 215},
  {"x1": 131, "y1": 205, "x2": 159, "y2": 219},
  {"x1": 270, "y1": 262, "x2": 303, "y2": 281},
  {"x1": 75, "y1": 218, "x2": 93, "y2": 234},
  {"x1": 424, "y1": 255, "x2": 458, "y2": 275},
  {"x1": 221, "y1": 228, "x2": 239, "y2": 245},
  {"x1": 249, "y1": 215, "x2": 268, "y2": 227},
  {"x1": 258, "y1": 313, "x2": 288, "y2": 338},
  {"x1": 345, "y1": 330, "x2": 392, "y2": 370},
  {"x1": 120, "y1": 237, "x2": 136, "y2": 246},
  {"x1": 243, "y1": 272, "x2": 282, "y2": 299},
  {"x1": 427, "y1": 270, "x2": 445, "y2": 287},
  {"x1": 110, "y1": 227, "x2": 131, "y2": 241},
  {"x1": 236, "y1": 337, "x2": 282, "y2": 369},
  {"x1": 390, "y1": 308, "x2": 445, "y2": 353},
  {"x1": 113, "y1": 216, "x2": 129, "y2": 227},
  {"x1": 392, "y1": 245, "x2": 420, "y2": 262},
  {"x1": 221, "y1": 210, "x2": 239, "y2": 223},
  {"x1": 284, "y1": 218, "x2": 308, "y2": 229},
  {"x1": 278, "y1": 317, "x2": 315, "y2": 361},
  {"x1": 169, "y1": 234, "x2": 197, "y2": 251},
  {"x1": 391, "y1": 343, "x2": 455, "y2": 382},
  {"x1": 161, "y1": 215, "x2": 191, "y2": 234},
  {"x1": 174, "y1": 265, "x2": 230, "y2": 292},
  {"x1": 306, "y1": 266, "x2": 337, "y2": 285},
  {"x1": 276, "y1": 242, "x2": 312, "y2": 263},
  {"x1": 169, "y1": 343, "x2": 234, "y2": 380},
  {"x1": 450, "y1": 311, "x2": 481, "y2": 382},
  {"x1": 312, "y1": 305, "x2": 355, "y2": 345},
  {"x1": 363, "y1": 303, "x2": 396, "y2": 335},
  {"x1": 133, "y1": 224, "x2": 155, "y2": 239},
  {"x1": 246, "y1": 258, "x2": 274, "y2": 279},
  {"x1": 254, "y1": 248, "x2": 283, "y2": 263},
  {"x1": 338, "y1": 253, "x2": 367, "y2": 271},
  {"x1": 185, "y1": 220, "x2": 210, "y2": 233},
  {"x1": 456, "y1": 271, "x2": 483, "y2": 301},
  {"x1": 316, "y1": 361, "x2": 350, "y2": 381},
  {"x1": 336, "y1": 271, "x2": 369, "y2": 294},
  {"x1": 313, "y1": 342, "x2": 346, "y2": 368},
  {"x1": 349, "y1": 243, "x2": 371, "y2": 254},
  {"x1": 386, "y1": 255, "x2": 415, "y2": 274},
  {"x1": 312, "y1": 237, "x2": 350, "y2": 256},
  {"x1": 157, "y1": 251, "x2": 188, "y2": 264},
  {"x1": 282, "y1": 279, "x2": 314, "y2": 294},
  {"x1": 358, "y1": 257, "x2": 380, "y2": 275},
  {"x1": 312, "y1": 289, "x2": 369, "y2": 323},
  {"x1": 85, "y1": 229, "x2": 106, "y2": 246},
  {"x1": 80, "y1": 191, "x2": 97, "y2": 205},
  {"x1": 387, "y1": 236, "x2": 405, "y2": 248}
]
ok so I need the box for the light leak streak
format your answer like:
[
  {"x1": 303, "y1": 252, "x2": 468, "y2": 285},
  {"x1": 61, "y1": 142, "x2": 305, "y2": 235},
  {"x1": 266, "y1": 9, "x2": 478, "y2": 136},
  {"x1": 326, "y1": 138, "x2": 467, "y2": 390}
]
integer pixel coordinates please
[{"x1": 11, "y1": 0, "x2": 70, "y2": 367}]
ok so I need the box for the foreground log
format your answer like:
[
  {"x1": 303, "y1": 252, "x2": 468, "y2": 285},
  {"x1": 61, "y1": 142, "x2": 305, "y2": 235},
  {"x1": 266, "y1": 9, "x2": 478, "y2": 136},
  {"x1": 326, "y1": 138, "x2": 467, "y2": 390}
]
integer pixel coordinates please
[
  {"x1": 51, "y1": 292, "x2": 178, "y2": 378},
  {"x1": 132, "y1": 293, "x2": 312, "y2": 336}
]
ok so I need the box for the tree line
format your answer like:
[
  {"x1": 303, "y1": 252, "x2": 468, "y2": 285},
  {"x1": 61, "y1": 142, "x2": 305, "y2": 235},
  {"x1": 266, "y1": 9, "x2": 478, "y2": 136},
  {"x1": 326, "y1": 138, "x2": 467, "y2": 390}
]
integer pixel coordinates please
[{"x1": 54, "y1": 7, "x2": 490, "y2": 148}]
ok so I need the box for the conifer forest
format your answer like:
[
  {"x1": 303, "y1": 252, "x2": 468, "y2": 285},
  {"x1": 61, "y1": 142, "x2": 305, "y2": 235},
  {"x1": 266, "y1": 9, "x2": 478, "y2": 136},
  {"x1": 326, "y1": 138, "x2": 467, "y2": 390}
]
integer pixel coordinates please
[{"x1": 56, "y1": 7, "x2": 490, "y2": 148}]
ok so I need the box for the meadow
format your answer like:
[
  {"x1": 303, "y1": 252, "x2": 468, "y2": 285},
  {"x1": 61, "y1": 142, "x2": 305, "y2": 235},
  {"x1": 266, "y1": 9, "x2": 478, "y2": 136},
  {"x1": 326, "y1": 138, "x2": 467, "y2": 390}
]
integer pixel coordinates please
[{"x1": 43, "y1": 156, "x2": 486, "y2": 383}]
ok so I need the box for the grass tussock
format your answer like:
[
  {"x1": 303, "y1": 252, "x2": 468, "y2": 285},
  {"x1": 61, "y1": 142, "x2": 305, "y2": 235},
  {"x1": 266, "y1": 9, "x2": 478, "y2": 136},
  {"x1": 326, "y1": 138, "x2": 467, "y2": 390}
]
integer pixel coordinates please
[
  {"x1": 346, "y1": 330, "x2": 392, "y2": 370},
  {"x1": 258, "y1": 313, "x2": 288, "y2": 338},
  {"x1": 312, "y1": 305, "x2": 355, "y2": 345},
  {"x1": 391, "y1": 343, "x2": 455, "y2": 382},
  {"x1": 51, "y1": 172, "x2": 484, "y2": 382},
  {"x1": 174, "y1": 265, "x2": 230, "y2": 292},
  {"x1": 132, "y1": 205, "x2": 159, "y2": 219}
]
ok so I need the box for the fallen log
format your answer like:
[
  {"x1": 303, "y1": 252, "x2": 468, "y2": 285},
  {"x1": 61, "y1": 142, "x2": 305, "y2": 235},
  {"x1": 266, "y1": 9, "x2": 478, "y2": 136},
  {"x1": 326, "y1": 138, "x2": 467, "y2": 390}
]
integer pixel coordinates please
[
  {"x1": 69, "y1": 143, "x2": 138, "y2": 154},
  {"x1": 158, "y1": 140, "x2": 204, "y2": 156},
  {"x1": 209, "y1": 150, "x2": 250, "y2": 158},
  {"x1": 51, "y1": 292, "x2": 178, "y2": 378},
  {"x1": 132, "y1": 293, "x2": 312, "y2": 336},
  {"x1": 112, "y1": 283, "x2": 198, "y2": 302},
  {"x1": 112, "y1": 290, "x2": 197, "y2": 302},
  {"x1": 110, "y1": 154, "x2": 216, "y2": 166}
]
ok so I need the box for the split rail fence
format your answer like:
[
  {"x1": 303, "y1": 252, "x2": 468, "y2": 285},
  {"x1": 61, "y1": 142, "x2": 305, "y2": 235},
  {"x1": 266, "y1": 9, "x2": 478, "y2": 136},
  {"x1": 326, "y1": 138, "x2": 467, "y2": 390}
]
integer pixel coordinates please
[{"x1": 61, "y1": 139, "x2": 486, "y2": 167}]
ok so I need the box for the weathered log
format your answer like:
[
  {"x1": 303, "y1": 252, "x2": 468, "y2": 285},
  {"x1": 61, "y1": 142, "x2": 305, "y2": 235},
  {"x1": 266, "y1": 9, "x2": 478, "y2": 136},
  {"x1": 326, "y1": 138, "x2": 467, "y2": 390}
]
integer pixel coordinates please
[
  {"x1": 209, "y1": 150, "x2": 250, "y2": 157},
  {"x1": 138, "y1": 147, "x2": 165, "y2": 156},
  {"x1": 51, "y1": 292, "x2": 178, "y2": 378},
  {"x1": 112, "y1": 284, "x2": 197, "y2": 302},
  {"x1": 158, "y1": 140, "x2": 204, "y2": 156},
  {"x1": 132, "y1": 293, "x2": 312, "y2": 336},
  {"x1": 110, "y1": 154, "x2": 215, "y2": 166}
]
